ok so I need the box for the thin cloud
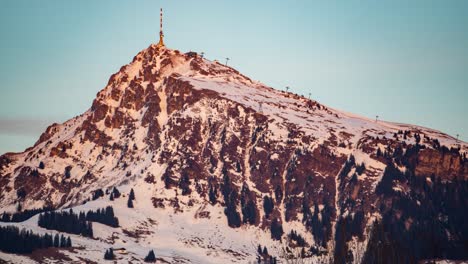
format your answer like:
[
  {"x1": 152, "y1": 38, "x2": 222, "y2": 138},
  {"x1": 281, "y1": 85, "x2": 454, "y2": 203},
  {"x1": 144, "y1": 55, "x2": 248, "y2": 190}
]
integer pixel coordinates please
[{"x1": 0, "y1": 118, "x2": 56, "y2": 136}]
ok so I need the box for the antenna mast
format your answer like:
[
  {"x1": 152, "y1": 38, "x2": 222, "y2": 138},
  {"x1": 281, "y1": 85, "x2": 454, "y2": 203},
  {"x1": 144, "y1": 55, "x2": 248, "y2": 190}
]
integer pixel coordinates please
[{"x1": 157, "y1": 8, "x2": 165, "y2": 48}]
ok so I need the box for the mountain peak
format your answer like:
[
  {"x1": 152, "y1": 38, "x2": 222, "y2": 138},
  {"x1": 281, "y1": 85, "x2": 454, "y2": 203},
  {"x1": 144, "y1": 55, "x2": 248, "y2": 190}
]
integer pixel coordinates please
[{"x1": 0, "y1": 43, "x2": 467, "y2": 263}]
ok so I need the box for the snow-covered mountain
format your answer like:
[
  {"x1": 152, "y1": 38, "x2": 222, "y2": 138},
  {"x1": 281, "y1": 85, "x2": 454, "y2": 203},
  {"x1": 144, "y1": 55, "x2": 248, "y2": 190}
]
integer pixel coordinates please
[{"x1": 0, "y1": 44, "x2": 467, "y2": 263}]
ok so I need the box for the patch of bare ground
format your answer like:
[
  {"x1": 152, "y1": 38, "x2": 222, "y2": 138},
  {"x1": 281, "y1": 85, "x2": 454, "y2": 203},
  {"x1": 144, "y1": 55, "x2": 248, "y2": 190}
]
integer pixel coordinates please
[
  {"x1": 28, "y1": 247, "x2": 93, "y2": 263},
  {"x1": 222, "y1": 248, "x2": 248, "y2": 259},
  {"x1": 122, "y1": 221, "x2": 154, "y2": 242}
]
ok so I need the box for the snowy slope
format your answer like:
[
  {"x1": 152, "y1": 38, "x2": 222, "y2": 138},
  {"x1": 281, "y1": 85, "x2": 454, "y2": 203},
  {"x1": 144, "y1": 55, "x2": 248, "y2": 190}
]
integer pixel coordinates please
[{"x1": 0, "y1": 44, "x2": 466, "y2": 263}]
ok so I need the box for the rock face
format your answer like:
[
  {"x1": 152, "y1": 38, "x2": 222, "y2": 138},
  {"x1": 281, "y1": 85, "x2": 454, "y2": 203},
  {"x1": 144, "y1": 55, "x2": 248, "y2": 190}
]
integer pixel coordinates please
[
  {"x1": 415, "y1": 148, "x2": 467, "y2": 180},
  {"x1": 0, "y1": 45, "x2": 467, "y2": 263}
]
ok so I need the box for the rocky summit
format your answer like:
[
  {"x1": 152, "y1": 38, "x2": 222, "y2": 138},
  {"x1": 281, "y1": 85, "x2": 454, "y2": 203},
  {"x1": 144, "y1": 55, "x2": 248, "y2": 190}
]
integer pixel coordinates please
[{"x1": 0, "y1": 45, "x2": 467, "y2": 263}]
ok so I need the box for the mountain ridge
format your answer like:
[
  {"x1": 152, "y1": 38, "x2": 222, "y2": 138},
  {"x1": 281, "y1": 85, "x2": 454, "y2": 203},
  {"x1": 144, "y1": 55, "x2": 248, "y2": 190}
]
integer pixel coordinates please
[{"x1": 0, "y1": 44, "x2": 467, "y2": 263}]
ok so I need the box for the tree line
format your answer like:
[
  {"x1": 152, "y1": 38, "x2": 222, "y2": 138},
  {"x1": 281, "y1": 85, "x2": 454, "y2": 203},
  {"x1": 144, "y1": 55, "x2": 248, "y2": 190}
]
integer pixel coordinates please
[
  {"x1": 38, "y1": 209, "x2": 93, "y2": 237},
  {"x1": 38, "y1": 206, "x2": 121, "y2": 237},
  {"x1": 1, "y1": 206, "x2": 53, "y2": 223},
  {"x1": 86, "y1": 206, "x2": 119, "y2": 227},
  {"x1": 0, "y1": 225, "x2": 71, "y2": 254}
]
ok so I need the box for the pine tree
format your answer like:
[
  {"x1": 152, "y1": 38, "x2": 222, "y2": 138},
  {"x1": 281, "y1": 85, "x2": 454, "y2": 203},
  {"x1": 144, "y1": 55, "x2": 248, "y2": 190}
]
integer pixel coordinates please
[
  {"x1": 109, "y1": 192, "x2": 114, "y2": 201},
  {"x1": 127, "y1": 196, "x2": 134, "y2": 208},
  {"x1": 39, "y1": 161, "x2": 45, "y2": 170},
  {"x1": 242, "y1": 200, "x2": 257, "y2": 224},
  {"x1": 257, "y1": 244, "x2": 262, "y2": 255},
  {"x1": 1, "y1": 213, "x2": 10, "y2": 222},
  {"x1": 144, "y1": 249, "x2": 156, "y2": 262},
  {"x1": 263, "y1": 246, "x2": 268, "y2": 255},
  {"x1": 263, "y1": 195, "x2": 274, "y2": 218},
  {"x1": 270, "y1": 218, "x2": 283, "y2": 240},
  {"x1": 112, "y1": 187, "x2": 121, "y2": 198},
  {"x1": 60, "y1": 234, "x2": 67, "y2": 247},
  {"x1": 178, "y1": 173, "x2": 191, "y2": 195},
  {"x1": 129, "y1": 188, "x2": 135, "y2": 200},
  {"x1": 53, "y1": 233, "x2": 60, "y2": 247},
  {"x1": 104, "y1": 248, "x2": 115, "y2": 260},
  {"x1": 87, "y1": 222, "x2": 94, "y2": 238},
  {"x1": 208, "y1": 185, "x2": 217, "y2": 204},
  {"x1": 67, "y1": 236, "x2": 72, "y2": 247}
]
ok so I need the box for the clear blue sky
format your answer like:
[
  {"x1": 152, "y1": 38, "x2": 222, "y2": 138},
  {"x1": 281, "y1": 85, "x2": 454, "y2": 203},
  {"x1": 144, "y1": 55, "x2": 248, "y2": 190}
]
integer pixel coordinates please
[{"x1": 0, "y1": 0, "x2": 467, "y2": 154}]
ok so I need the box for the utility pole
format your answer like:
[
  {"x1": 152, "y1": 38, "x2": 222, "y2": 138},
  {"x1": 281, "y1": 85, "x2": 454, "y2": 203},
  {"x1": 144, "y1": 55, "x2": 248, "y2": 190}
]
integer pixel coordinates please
[
  {"x1": 308, "y1": 92, "x2": 311, "y2": 99},
  {"x1": 225, "y1": 57, "x2": 230, "y2": 66}
]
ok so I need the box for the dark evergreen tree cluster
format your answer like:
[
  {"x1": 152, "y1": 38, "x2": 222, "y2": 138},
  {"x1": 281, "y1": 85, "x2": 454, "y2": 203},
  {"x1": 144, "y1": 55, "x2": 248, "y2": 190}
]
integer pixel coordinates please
[
  {"x1": 241, "y1": 200, "x2": 256, "y2": 224},
  {"x1": 338, "y1": 155, "x2": 355, "y2": 180},
  {"x1": 144, "y1": 249, "x2": 156, "y2": 262},
  {"x1": 270, "y1": 218, "x2": 283, "y2": 240},
  {"x1": 301, "y1": 198, "x2": 312, "y2": 223},
  {"x1": 178, "y1": 173, "x2": 191, "y2": 195},
  {"x1": 112, "y1": 187, "x2": 121, "y2": 198},
  {"x1": 64, "y1": 166, "x2": 72, "y2": 179},
  {"x1": 221, "y1": 173, "x2": 241, "y2": 228},
  {"x1": 375, "y1": 162, "x2": 405, "y2": 196},
  {"x1": 127, "y1": 188, "x2": 136, "y2": 208},
  {"x1": 162, "y1": 170, "x2": 176, "y2": 189},
  {"x1": 376, "y1": 148, "x2": 382, "y2": 157},
  {"x1": 92, "y1": 189, "x2": 104, "y2": 200},
  {"x1": 263, "y1": 195, "x2": 274, "y2": 218},
  {"x1": 31, "y1": 169, "x2": 39, "y2": 177},
  {"x1": 366, "y1": 175, "x2": 468, "y2": 262},
  {"x1": 0, "y1": 225, "x2": 71, "y2": 254},
  {"x1": 274, "y1": 185, "x2": 283, "y2": 203},
  {"x1": 400, "y1": 144, "x2": 423, "y2": 169},
  {"x1": 16, "y1": 188, "x2": 26, "y2": 199},
  {"x1": 85, "y1": 206, "x2": 119, "y2": 227},
  {"x1": 288, "y1": 230, "x2": 306, "y2": 247},
  {"x1": 1, "y1": 206, "x2": 52, "y2": 223},
  {"x1": 109, "y1": 187, "x2": 121, "y2": 200},
  {"x1": 355, "y1": 162, "x2": 366, "y2": 175},
  {"x1": 104, "y1": 248, "x2": 115, "y2": 260},
  {"x1": 361, "y1": 219, "x2": 417, "y2": 264},
  {"x1": 256, "y1": 244, "x2": 278, "y2": 264},
  {"x1": 208, "y1": 176, "x2": 218, "y2": 204},
  {"x1": 302, "y1": 202, "x2": 333, "y2": 247},
  {"x1": 240, "y1": 184, "x2": 257, "y2": 225},
  {"x1": 333, "y1": 216, "x2": 359, "y2": 264},
  {"x1": 38, "y1": 209, "x2": 93, "y2": 237},
  {"x1": 332, "y1": 210, "x2": 366, "y2": 263},
  {"x1": 311, "y1": 203, "x2": 323, "y2": 244},
  {"x1": 208, "y1": 184, "x2": 217, "y2": 204}
]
